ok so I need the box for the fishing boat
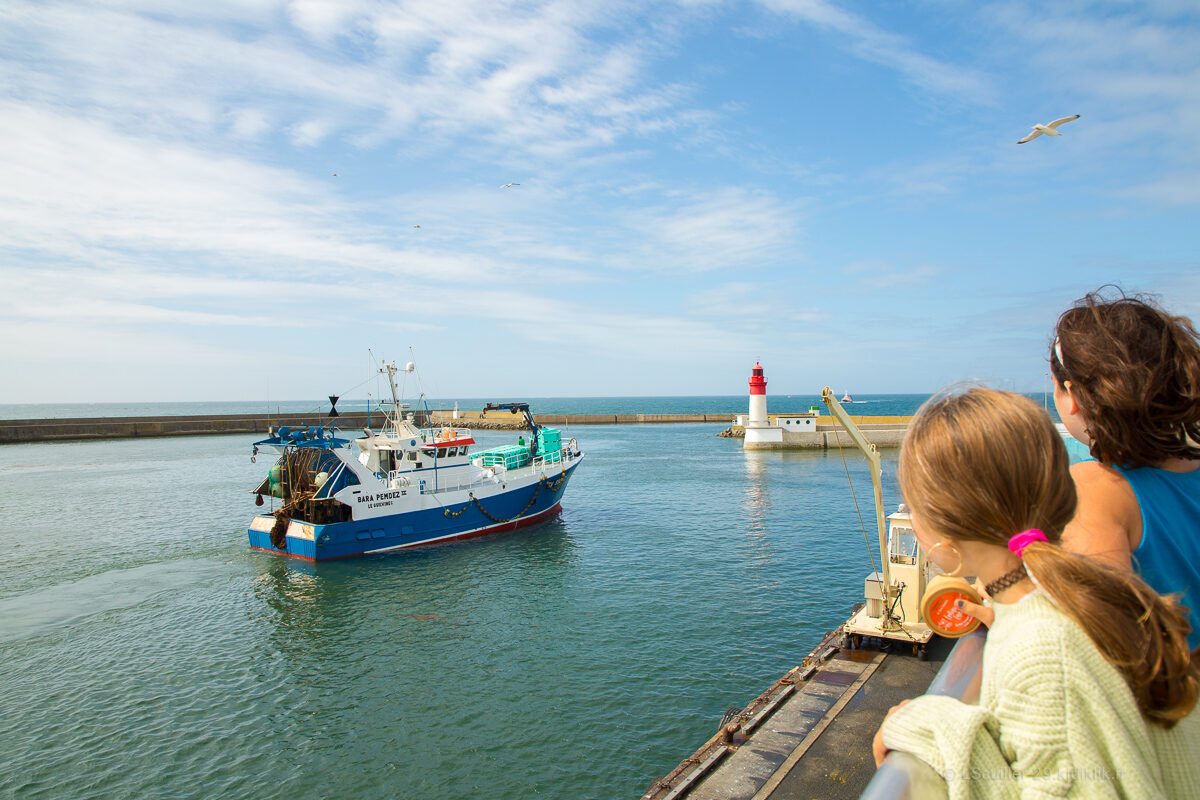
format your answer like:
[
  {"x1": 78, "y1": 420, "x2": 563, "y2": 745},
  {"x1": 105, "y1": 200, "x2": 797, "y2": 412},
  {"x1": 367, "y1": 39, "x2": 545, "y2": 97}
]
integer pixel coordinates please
[{"x1": 247, "y1": 361, "x2": 583, "y2": 560}]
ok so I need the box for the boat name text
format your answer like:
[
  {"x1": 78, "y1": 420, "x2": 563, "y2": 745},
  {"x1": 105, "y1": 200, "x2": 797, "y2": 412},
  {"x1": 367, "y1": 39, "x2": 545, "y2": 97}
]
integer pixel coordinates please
[{"x1": 357, "y1": 490, "x2": 404, "y2": 505}]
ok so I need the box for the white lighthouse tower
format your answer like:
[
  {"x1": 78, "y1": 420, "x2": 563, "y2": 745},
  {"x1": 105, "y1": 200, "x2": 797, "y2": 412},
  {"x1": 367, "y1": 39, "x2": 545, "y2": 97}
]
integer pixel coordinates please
[
  {"x1": 743, "y1": 361, "x2": 784, "y2": 448},
  {"x1": 748, "y1": 361, "x2": 767, "y2": 425}
]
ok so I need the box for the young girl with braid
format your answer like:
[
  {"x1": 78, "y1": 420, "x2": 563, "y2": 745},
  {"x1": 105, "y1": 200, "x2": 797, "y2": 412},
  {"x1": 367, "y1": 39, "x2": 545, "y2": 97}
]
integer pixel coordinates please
[
  {"x1": 873, "y1": 389, "x2": 1199, "y2": 799},
  {"x1": 1050, "y1": 291, "x2": 1200, "y2": 649}
]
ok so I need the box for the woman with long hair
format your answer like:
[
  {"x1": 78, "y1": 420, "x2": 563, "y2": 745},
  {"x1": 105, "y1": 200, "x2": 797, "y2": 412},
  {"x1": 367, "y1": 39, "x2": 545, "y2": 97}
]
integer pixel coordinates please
[{"x1": 1050, "y1": 290, "x2": 1200, "y2": 648}]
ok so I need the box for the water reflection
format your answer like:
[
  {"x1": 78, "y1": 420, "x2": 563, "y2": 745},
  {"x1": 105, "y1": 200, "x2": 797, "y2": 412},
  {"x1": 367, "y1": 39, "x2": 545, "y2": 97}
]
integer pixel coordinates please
[
  {"x1": 248, "y1": 520, "x2": 577, "y2": 666},
  {"x1": 741, "y1": 451, "x2": 771, "y2": 532},
  {"x1": 741, "y1": 451, "x2": 774, "y2": 572}
]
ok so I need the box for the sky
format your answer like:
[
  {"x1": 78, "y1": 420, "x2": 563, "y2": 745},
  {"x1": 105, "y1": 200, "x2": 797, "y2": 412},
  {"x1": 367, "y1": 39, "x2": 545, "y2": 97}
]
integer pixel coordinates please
[{"x1": 1, "y1": 0, "x2": 1198, "y2": 403}]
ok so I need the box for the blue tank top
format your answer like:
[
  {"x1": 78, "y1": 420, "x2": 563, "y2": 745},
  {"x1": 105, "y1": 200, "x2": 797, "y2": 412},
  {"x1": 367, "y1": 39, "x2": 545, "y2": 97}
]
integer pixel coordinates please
[{"x1": 1118, "y1": 465, "x2": 1200, "y2": 650}]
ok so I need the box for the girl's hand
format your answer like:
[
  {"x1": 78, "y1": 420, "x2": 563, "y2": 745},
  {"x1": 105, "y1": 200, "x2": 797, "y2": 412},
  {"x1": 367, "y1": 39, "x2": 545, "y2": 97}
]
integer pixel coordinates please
[
  {"x1": 872, "y1": 699, "x2": 912, "y2": 767},
  {"x1": 956, "y1": 580, "x2": 994, "y2": 628}
]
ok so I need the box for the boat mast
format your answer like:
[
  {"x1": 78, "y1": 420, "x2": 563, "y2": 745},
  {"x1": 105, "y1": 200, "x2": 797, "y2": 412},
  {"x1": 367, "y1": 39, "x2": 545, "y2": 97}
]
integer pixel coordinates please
[{"x1": 379, "y1": 361, "x2": 402, "y2": 435}]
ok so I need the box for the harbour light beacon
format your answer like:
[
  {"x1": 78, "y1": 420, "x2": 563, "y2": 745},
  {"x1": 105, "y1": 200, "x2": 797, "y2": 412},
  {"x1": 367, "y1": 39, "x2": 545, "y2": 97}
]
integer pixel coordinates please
[
  {"x1": 748, "y1": 361, "x2": 767, "y2": 424},
  {"x1": 743, "y1": 361, "x2": 784, "y2": 449}
]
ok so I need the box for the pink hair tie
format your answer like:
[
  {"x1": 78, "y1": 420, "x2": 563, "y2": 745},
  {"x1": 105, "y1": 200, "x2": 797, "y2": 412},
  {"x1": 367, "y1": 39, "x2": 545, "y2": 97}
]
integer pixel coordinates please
[{"x1": 1008, "y1": 529, "x2": 1047, "y2": 558}]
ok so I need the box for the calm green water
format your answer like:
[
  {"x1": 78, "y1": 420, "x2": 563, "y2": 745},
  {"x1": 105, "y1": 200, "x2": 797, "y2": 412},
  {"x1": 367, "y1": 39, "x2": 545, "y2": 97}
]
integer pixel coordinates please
[{"x1": 0, "y1": 424, "x2": 897, "y2": 800}]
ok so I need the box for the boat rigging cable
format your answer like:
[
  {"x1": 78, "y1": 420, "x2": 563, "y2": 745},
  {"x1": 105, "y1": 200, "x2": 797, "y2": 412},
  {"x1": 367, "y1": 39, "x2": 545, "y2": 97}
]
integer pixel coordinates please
[{"x1": 831, "y1": 427, "x2": 884, "y2": 585}]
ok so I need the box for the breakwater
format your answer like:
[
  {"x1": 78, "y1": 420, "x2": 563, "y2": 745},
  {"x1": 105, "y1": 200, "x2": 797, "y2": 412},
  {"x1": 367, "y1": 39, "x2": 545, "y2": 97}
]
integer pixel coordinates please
[
  {"x1": 0, "y1": 410, "x2": 745, "y2": 444},
  {"x1": 720, "y1": 416, "x2": 911, "y2": 449}
]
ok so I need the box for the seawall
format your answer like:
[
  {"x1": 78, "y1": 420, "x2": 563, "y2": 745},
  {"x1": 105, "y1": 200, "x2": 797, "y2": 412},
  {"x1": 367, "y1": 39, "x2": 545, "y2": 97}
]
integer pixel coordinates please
[
  {"x1": 0, "y1": 410, "x2": 744, "y2": 445},
  {"x1": 726, "y1": 416, "x2": 911, "y2": 449}
]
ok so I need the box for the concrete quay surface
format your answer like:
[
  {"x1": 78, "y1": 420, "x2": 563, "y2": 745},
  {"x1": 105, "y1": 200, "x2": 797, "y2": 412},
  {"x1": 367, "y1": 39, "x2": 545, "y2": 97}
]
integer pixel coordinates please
[
  {"x1": 641, "y1": 626, "x2": 975, "y2": 800},
  {"x1": 729, "y1": 419, "x2": 911, "y2": 450},
  {"x1": 0, "y1": 410, "x2": 744, "y2": 445}
]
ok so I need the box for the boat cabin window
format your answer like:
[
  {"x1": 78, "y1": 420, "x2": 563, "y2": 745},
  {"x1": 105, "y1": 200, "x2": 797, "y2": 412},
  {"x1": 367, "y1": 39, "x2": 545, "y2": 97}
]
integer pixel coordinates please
[
  {"x1": 379, "y1": 451, "x2": 395, "y2": 472},
  {"x1": 890, "y1": 525, "x2": 919, "y2": 565},
  {"x1": 445, "y1": 447, "x2": 458, "y2": 457},
  {"x1": 460, "y1": 446, "x2": 468, "y2": 455},
  {"x1": 407, "y1": 451, "x2": 418, "y2": 461}
]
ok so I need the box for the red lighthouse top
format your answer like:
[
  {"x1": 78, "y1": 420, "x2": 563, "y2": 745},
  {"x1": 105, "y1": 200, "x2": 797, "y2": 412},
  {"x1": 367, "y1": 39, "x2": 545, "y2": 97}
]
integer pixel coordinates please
[{"x1": 748, "y1": 361, "x2": 767, "y2": 395}]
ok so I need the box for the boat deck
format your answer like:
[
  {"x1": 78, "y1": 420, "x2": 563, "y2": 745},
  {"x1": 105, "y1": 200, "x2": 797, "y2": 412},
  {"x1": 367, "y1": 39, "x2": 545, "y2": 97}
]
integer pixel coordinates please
[{"x1": 642, "y1": 625, "x2": 971, "y2": 800}]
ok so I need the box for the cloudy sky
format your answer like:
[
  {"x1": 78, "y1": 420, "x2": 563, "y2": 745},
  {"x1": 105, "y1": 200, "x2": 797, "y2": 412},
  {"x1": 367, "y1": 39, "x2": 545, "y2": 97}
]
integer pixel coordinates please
[{"x1": 2, "y1": 0, "x2": 1198, "y2": 402}]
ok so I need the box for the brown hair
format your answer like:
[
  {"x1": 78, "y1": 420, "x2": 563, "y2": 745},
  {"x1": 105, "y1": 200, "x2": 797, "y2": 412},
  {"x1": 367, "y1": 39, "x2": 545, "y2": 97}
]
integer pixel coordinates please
[
  {"x1": 1051, "y1": 288, "x2": 1200, "y2": 467},
  {"x1": 900, "y1": 388, "x2": 1199, "y2": 727}
]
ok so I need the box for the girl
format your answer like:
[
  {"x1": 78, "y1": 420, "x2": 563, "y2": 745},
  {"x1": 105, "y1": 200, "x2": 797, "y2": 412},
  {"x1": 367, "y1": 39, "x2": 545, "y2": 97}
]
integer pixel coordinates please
[
  {"x1": 874, "y1": 389, "x2": 1199, "y2": 799},
  {"x1": 1051, "y1": 291, "x2": 1200, "y2": 649}
]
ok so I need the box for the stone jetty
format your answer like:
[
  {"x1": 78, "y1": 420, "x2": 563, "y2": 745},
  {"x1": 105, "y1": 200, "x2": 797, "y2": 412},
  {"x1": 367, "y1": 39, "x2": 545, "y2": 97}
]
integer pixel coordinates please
[
  {"x1": 0, "y1": 410, "x2": 742, "y2": 445},
  {"x1": 1, "y1": 409, "x2": 910, "y2": 447}
]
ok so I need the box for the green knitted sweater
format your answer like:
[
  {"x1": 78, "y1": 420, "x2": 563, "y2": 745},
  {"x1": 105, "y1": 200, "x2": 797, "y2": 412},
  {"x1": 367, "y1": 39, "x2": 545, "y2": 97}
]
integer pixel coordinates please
[{"x1": 881, "y1": 591, "x2": 1200, "y2": 799}]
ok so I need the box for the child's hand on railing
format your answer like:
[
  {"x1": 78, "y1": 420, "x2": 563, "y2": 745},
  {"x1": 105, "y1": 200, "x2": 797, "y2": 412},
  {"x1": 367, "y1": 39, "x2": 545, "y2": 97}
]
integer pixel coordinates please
[{"x1": 872, "y1": 699, "x2": 911, "y2": 767}]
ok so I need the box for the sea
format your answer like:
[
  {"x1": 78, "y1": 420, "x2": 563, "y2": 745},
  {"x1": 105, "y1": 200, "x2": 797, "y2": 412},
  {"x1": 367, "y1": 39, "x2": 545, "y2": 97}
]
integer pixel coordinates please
[
  {"x1": 0, "y1": 393, "x2": 937, "y2": 420},
  {"x1": 0, "y1": 394, "x2": 1058, "y2": 799}
]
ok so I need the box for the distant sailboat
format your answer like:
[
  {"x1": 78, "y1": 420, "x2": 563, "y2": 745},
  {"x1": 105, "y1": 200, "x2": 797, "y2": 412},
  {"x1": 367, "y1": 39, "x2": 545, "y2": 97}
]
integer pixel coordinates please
[{"x1": 840, "y1": 392, "x2": 853, "y2": 403}]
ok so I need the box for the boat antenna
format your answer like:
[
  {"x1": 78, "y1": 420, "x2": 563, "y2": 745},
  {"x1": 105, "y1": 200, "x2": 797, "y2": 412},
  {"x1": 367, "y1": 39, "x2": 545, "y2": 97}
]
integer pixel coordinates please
[
  {"x1": 408, "y1": 346, "x2": 434, "y2": 431},
  {"x1": 377, "y1": 360, "x2": 404, "y2": 434}
]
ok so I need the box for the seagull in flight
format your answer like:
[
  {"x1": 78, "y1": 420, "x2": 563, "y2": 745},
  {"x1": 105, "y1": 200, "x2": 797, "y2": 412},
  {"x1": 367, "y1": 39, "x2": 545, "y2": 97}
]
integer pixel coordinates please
[
  {"x1": 1017, "y1": 115, "x2": 1080, "y2": 144},
  {"x1": 500, "y1": 183, "x2": 520, "y2": 188}
]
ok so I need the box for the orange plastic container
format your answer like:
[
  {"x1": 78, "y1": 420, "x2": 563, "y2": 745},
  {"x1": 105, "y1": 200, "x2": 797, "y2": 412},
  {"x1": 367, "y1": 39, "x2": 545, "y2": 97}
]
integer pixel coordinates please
[{"x1": 921, "y1": 575, "x2": 982, "y2": 638}]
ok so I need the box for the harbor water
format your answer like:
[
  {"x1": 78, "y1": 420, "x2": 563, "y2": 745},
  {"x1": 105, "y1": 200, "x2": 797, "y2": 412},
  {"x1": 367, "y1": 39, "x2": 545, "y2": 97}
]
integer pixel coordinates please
[{"x1": 0, "y1": 394, "x2": 1052, "y2": 799}]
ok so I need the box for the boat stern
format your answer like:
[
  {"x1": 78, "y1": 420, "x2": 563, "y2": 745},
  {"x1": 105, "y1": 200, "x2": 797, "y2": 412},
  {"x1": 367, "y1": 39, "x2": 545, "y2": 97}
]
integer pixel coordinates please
[{"x1": 248, "y1": 515, "x2": 320, "y2": 560}]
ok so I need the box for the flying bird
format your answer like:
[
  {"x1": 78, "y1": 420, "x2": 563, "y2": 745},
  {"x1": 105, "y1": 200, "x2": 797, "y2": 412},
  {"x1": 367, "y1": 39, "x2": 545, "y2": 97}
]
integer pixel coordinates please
[
  {"x1": 413, "y1": 225, "x2": 420, "y2": 229},
  {"x1": 500, "y1": 183, "x2": 520, "y2": 188},
  {"x1": 1017, "y1": 115, "x2": 1080, "y2": 144}
]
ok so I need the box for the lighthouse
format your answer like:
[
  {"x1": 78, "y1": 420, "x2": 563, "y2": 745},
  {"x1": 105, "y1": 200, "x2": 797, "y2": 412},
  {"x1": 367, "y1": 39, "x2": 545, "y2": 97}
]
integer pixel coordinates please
[
  {"x1": 747, "y1": 361, "x2": 767, "y2": 425},
  {"x1": 740, "y1": 361, "x2": 821, "y2": 450}
]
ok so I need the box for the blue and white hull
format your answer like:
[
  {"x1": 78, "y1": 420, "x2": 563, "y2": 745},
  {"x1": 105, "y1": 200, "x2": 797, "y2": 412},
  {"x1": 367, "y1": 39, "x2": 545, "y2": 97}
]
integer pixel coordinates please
[{"x1": 248, "y1": 459, "x2": 581, "y2": 560}]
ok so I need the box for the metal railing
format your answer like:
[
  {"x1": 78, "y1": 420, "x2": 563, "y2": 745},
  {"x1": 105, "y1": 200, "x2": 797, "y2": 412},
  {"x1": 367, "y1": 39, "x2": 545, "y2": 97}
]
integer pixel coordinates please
[
  {"x1": 422, "y1": 426, "x2": 472, "y2": 442},
  {"x1": 859, "y1": 628, "x2": 986, "y2": 799}
]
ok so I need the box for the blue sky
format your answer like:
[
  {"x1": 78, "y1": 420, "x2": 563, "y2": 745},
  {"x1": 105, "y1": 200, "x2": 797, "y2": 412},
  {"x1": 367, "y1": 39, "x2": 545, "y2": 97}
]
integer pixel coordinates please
[{"x1": 2, "y1": 0, "x2": 1198, "y2": 402}]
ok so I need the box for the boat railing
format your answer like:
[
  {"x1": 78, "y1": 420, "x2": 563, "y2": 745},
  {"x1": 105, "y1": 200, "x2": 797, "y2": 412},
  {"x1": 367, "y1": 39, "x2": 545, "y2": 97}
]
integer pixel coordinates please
[
  {"x1": 423, "y1": 426, "x2": 472, "y2": 444},
  {"x1": 533, "y1": 447, "x2": 578, "y2": 474},
  {"x1": 426, "y1": 480, "x2": 476, "y2": 495},
  {"x1": 858, "y1": 628, "x2": 986, "y2": 800}
]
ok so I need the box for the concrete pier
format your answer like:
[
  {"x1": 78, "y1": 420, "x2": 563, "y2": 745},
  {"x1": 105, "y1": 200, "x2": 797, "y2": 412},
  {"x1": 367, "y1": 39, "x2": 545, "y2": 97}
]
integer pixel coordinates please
[
  {"x1": 1, "y1": 409, "x2": 911, "y2": 446},
  {"x1": 641, "y1": 624, "x2": 980, "y2": 800},
  {"x1": 727, "y1": 416, "x2": 911, "y2": 450},
  {"x1": 0, "y1": 410, "x2": 744, "y2": 445}
]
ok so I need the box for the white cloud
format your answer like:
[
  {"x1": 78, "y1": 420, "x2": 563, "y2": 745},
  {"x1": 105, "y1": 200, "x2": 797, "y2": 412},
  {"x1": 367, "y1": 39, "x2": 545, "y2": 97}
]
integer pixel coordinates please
[
  {"x1": 1123, "y1": 173, "x2": 1200, "y2": 205},
  {"x1": 0, "y1": 0, "x2": 709, "y2": 162},
  {"x1": 754, "y1": 0, "x2": 994, "y2": 101},
  {"x1": 986, "y1": 0, "x2": 1200, "y2": 204},
  {"x1": 685, "y1": 282, "x2": 828, "y2": 324},
  {"x1": 618, "y1": 187, "x2": 802, "y2": 273},
  {"x1": 839, "y1": 260, "x2": 939, "y2": 291},
  {"x1": 0, "y1": 102, "x2": 515, "y2": 283}
]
